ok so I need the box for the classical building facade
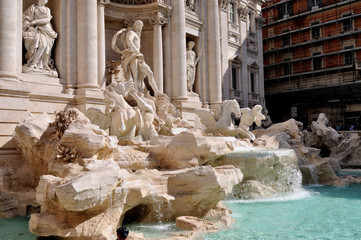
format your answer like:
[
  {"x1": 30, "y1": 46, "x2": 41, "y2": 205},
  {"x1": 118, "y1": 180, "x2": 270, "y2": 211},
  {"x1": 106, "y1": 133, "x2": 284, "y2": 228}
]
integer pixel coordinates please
[
  {"x1": 0, "y1": 0, "x2": 264, "y2": 165},
  {"x1": 262, "y1": 0, "x2": 361, "y2": 128}
]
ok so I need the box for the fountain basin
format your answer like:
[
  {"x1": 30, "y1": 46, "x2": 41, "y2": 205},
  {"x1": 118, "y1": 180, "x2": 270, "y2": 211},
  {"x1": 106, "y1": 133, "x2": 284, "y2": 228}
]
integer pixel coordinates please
[{"x1": 210, "y1": 148, "x2": 302, "y2": 199}]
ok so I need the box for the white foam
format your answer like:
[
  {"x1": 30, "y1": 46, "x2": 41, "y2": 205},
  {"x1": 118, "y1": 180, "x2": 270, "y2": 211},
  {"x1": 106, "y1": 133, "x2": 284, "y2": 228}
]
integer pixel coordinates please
[
  {"x1": 135, "y1": 223, "x2": 175, "y2": 231},
  {"x1": 225, "y1": 187, "x2": 314, "y2": 204}
]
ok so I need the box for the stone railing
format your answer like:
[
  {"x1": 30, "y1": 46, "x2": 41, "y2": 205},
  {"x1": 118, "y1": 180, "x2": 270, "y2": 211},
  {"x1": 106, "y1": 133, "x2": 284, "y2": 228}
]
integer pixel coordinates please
[{"x1": 110, "y1": 0, "x2": 163, "y2": 4}]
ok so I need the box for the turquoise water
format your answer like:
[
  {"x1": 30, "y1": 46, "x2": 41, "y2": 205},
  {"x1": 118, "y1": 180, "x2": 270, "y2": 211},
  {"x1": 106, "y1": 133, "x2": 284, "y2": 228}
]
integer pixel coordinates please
[
  {"x1": 0, "y1": 216, "x2": 37, "y2": 240},
  {"x1": 205, "y1": 184, "x2": 361, "y2": 240},
  {"x1": 2, "y1": 185, "x2": 361, "y2": 239}
]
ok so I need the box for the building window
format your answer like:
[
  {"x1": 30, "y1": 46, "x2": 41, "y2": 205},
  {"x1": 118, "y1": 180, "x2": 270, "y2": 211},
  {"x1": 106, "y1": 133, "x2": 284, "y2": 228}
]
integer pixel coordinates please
[
  {"x1": 229, "y1": 3, "x2": 235, "y2": 23},
  {"x1": 278, "y1": 3, "x2": 292, "y2": 20},
  {"x1": 313, "y1": 52, "x2": 322, "y2": 70},
  {"x1": 283, "y1": 59, "x2": 291, "y2": 75},
  {"x1": 282, "y1": 30, "x2": 290, "y2": 46},
  {"x1": 344, "y1": 52, "x2": 353, "y2": 65},
  {"x1": 232, "y1": 67, "x2": 238, "y2": 89},
  {"x1": 250, "y1": 72, "x2": 255, "y2": 93},
  {"x1": 308, "y1": 0, "x2": 323, "y2": 10},
  {"x1": 311, "y1": 22, "x2": 320, "y2": 39},
  {"x1": 342, "y1": 18, "x2": 352, "y2": 32}
]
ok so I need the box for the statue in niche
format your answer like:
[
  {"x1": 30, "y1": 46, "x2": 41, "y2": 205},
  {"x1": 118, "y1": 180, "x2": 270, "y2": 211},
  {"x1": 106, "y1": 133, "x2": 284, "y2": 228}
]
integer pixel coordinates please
[
  {"x1": 185, "y1": 0, "x2": 196, "y2": 11},
  {"x1": 186, "y1": 41, "x2": 201, "y2": 92},
  {"x1": 22, "y1": 0, "x2": 58, "y2": 77},
  {"x1": 111, "y1": 20, "x2": 162, "y2": 96}
]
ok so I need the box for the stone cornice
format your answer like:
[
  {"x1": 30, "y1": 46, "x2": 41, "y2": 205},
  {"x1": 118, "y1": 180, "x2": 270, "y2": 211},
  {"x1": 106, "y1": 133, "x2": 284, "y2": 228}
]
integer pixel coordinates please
[{"x1": 105, "y1": 2, "x2": 171, "y2": 21}]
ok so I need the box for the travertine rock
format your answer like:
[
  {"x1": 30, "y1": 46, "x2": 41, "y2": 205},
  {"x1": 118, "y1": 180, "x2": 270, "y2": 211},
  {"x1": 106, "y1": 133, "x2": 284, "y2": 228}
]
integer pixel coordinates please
[
  {"x1": 61, "y1": 122, "x2": 118, "y2": 159},
  {"x1": 13, "y1": 113, "x2": 57, "y2": 185},
  {"x1": 212, "y1": 148, "x2": 301, "y2": 196},
  {"x1": 163, "y1": 166, "x2": 243, "y2": 217},
  {"x1": 254, "y1": 118, "x2": 344, "y2": 186},
  {"x1": 330, "y1": 133, "x2": 361, "y2": 168},
  {"x1": 236, "y1": 180, "x2": 278, "y2": 199},
  {"x1": 305, "y1": 113, "x2": 343, "y2": 154},
  {"x1": 150, "y1": 131, "x2": 251, "y2": 169},
  {"x1": 176, "y1": 216, "x2": 219, "y2": 232},
  {"x1": 55, "y1": 161, "x2": 123, "y2": 211}
]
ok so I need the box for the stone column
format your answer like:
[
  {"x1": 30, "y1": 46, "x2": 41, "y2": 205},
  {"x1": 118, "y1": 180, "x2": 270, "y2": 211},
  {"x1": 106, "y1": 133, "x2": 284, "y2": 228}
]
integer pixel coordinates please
[
  {"x1": 171, "y1": 0, "x2": 187, "y2": 100},
  {"x1": 0, "y1": 0, "x2": 19, "y2": 85},
  {"x1": 207, "y1": 0, "x2": 222, "y2": 109},
  {"x1": 219, "y1": 0, "x2": 230, "y2": 100},
  {"x1": 256, "y1": 16, "x2": 265, "y2": 106},
  {"x1": 98, "y1": 0, "x2": 109, "y2": 89},
  {"x1": 239, "y1": 6, "x2": 249, "y2": 107},
  {"x1": 149, "y1": 12, "x2": 168, "y2": 93},
  {"x1": 77, "y1": 0, "x2": 99, "y2": 92}
]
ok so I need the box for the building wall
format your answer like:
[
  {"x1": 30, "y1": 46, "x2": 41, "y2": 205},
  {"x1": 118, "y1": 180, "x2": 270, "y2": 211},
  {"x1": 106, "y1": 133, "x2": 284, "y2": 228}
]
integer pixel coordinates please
[
  {"x1": 262, "y1": 0, "x2": 361, "y2": 128},
  {"x1": 0, "y1": 0, "x2": 265, "y2": 168}
]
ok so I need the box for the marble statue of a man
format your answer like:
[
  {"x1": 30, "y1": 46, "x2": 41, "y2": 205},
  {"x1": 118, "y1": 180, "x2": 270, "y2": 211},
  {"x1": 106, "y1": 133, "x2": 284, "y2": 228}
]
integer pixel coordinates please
[
  {"x1": 186, "y1": 41, "x2": 201, "y2": 92},
  {"x1": 112, "y1": 20, "x2": 162, "y2": 96},
  {"x1": 22, "y1": 0, "x2": 58, "y2": 76}
]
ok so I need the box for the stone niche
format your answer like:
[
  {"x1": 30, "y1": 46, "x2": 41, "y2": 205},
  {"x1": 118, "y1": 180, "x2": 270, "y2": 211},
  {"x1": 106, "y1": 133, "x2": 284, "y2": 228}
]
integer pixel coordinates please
[{"x1": 105, "y1": 1, "x2": 171, "y2": 79}]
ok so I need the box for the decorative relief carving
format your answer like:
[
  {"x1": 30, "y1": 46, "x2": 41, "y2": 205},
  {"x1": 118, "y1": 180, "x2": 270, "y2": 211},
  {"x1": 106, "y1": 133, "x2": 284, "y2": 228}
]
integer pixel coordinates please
[
  {"x1": 99, "y1": 0, "x2": 110, "y2": 6},
  {"x1": 238, "y1": 6, "x2": 249, "y2": 21},
  {"x1": 219, "y1": 0, "x2": 229, "y2": 11},
  {"x1": 255, "y1": 16, "x2": 265, "y2": 29},
  {"x1": 185, "y1": 0, "x2": 196, "y2": 12},
  {"x1": 149, "y1": 12, "x2": 168, "y2": 26},
  {"x1": 110, "y1": 0, "x2": 157, "y2": 4}
]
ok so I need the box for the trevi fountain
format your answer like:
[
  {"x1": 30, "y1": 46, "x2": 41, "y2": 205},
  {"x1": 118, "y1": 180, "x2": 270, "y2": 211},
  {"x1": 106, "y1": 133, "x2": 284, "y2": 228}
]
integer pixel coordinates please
[{"x1": 1, "y1": 0, "x2": 361, "y2": 240}]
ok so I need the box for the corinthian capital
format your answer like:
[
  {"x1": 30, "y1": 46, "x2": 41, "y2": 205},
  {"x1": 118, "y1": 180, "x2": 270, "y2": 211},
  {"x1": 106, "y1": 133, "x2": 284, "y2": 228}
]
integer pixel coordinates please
[
  {"x1": 219, "y1": 0, "x2": 229, "y2": 12},
  {"x1": 255, "y1": 16, "x2": 265, "y2": 28},
  {"x1": 98, "y1": 0, "x2": 110, "y2": 6},
  {"x1": 238, "y1": 6, "x2": 249, "y2": 21},
  {"x1": 149, "y1": 12, "x2": 168, "y2": 26}
]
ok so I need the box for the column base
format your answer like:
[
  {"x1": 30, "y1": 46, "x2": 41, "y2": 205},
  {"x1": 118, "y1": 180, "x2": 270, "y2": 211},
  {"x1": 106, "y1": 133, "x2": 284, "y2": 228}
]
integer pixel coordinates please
[
  {"x1": 75, "y1": 86, "x2": 105, "y2": 112},
  {"x1": 172, "y1": 92, "x2": 203, "y2": 126},
  {"x1": 0, "y1": 71, "x2": 21, "y2": 87}
]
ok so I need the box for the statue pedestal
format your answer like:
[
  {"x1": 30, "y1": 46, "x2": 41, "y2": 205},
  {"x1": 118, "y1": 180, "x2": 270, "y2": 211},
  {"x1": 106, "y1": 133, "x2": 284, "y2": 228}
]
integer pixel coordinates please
[{"x1": 173, "y1": 92, "x2": 203, "y2": 126}]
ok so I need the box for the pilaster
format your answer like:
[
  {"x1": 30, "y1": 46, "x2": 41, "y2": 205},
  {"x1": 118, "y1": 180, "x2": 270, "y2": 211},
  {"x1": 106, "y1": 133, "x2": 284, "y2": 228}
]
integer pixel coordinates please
[
  {"x1": 207, "y1": 0, "x2": 222, "y2": 110},
  {"x1": 149, "y1": 12, "x2": 168, "y2": 93},
  {"x1": 170, "y1": 0, "x2": 187, "y2": 101}
]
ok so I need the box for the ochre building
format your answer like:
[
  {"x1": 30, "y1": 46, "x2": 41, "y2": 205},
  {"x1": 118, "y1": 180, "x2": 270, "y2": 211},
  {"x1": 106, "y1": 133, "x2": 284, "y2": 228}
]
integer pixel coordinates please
[{"x1": 262, "y1": 0, "x2": 361, "y2": 129}]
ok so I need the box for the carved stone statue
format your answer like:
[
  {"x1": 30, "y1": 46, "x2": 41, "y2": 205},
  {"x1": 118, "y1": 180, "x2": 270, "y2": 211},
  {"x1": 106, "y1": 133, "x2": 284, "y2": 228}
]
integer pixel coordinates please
[
  {"x1": 195, "y1": 101, "x2": 266, "y2": 141},
  {"x1": 111, "y1": 20, "x2": 162, "y2": 96},
  {"x1": 238, "y1": 105, "x2": 266, "y2": 141},
  {"x1": 195, "y1": 100, "x2": 241, "y2": 135},
  {"x1": 186, "y1": 41, "x2": 201, "y2": 92},
  {"x1": 185, "y1": 0, "x2": 196, "y2": 11},
  {"x1": 22, "y1": 0, "x2": 58, "y2": 77}
]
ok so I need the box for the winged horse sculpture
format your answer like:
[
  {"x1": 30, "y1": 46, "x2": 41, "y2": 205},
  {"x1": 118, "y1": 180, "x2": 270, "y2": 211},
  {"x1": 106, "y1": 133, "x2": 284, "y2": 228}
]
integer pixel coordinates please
[{"x1": 195, "y1": 100, "x2": 265, "y2": 141}]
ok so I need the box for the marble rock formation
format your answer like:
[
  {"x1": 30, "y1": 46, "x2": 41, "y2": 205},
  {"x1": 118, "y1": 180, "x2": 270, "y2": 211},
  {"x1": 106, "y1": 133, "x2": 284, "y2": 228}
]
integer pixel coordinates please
[
  {"x1": 253, "y1": 118, "x2": 343, "y2": 186},
  {"x1": 329, "y1": 133, "x2": 361, "y2": 169},
  {"x1": 176, "y1": 216, "x2": 219, "y2": 232},
  {"x1": 211, "y1": 147, "x2": 301, "y2": 199},
  {"x1": 305, "y1": 113, "x2": 343, "y2": 156},
  {"x1": 149, "y1": 131, "x2": 252, "y2": 169},
  {"x1": 12, "y1": 110, "x2": 244, "y2": 239}
]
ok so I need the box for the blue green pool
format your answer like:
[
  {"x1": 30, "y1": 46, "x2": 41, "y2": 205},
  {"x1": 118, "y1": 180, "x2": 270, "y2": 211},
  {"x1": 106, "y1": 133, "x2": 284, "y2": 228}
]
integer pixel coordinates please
[
  {"x1": 205, "y1": 184, "x2": 361, "y2": 240},
  {"x1": 2, "y1": 184, "x2": 361, "y2": 239}
]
